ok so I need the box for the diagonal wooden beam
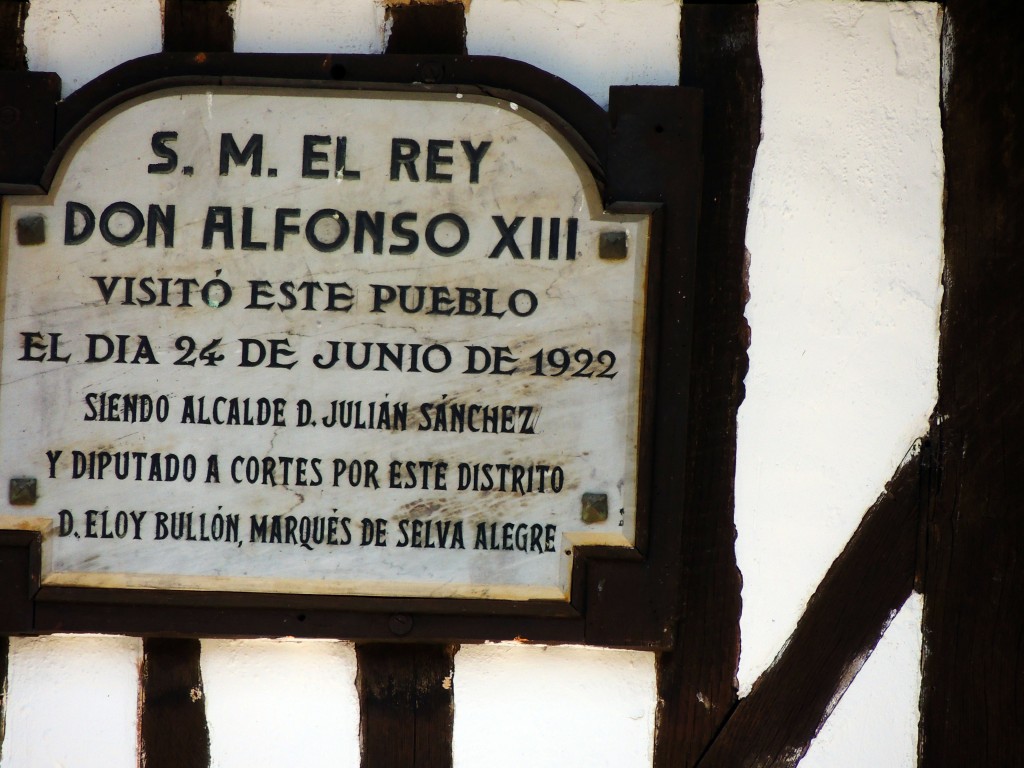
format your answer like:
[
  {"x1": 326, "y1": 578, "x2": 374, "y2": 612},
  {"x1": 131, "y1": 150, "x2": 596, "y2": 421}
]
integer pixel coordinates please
[{"x1": 696, "y1": 453, "x2": 925, "y2": 767}]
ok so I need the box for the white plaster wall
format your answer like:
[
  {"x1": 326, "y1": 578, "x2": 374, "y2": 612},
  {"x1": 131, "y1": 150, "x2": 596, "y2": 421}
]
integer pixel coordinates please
[
  {"x1": 24, "y1": 0, "x2": 162, "y2": 97},
  {"x1": 466, "y1": 0, "x2": 680, "y2": 108},
  {"x1": 233, "y1": 0, "x2": 386, "y2": 54},
  {"x1": 201, "y1": 640, "x2": 361, "y2": 768},
  {"x1": 453, "y1": 643, "x2": 656, "y2": 767},
  {"x1": 800, "y1": 593, "x2": 923, "y2": 768},
  {"x1": 736, "y1": 0, "x2": 942, "y2": 700},
  {"x1": 0, "y1": 635, "x2": 141, "y2": 768}
]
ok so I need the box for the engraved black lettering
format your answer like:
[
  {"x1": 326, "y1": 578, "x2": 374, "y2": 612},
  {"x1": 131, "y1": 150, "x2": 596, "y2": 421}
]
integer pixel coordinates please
[
  {"x1": 425, "y1": 139, "x2": 454, "y2": 182},
  {"x1": 488, "y1": 216, "x2": 525, "y2": 259},
  {"x1": 220, "y1": 133, "x2": 263, "y2": 176},
  {"x1": 148, "y1": 131, "x2": 178, "y2": 174},
  {"x1": 460, "y1": 139, "x2": 491, "y2": 183},
  {"x1": 390, "y1": 138, "x2": 420, "y2": 181},
  {"x1": 301, "y1": 134, "x2": 331, "y2": 178}
]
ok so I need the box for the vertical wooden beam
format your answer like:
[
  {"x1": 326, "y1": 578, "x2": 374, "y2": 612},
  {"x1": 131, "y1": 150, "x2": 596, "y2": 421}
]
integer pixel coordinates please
[
  {"x1": 139, "y1": 639, "x2": 211, "y2": 768},
  {"x1": 163, "y1": 0, "x2": 234, "y2": 53},
  {"x1": 920, "y1": 1, "x2": 1024, "y2": 764},
  {"x1": 356, "y1": 644, "x2": 456, "y2": 768},
  {"x1": 385, "y1": 3, "x2": 467, "y2": 55},
  {"x1": 653, "y1": 5, "x2": 759, "y2": 766},
  {"x1": 0, "y1": 1, "x2": 28, "y2": 71},
  {"x1": 0, "y1": 635, "x2": 8, "y2": 764},
  {"x1": 0, "y1": 534, "x2": 34, "y2": 765}
]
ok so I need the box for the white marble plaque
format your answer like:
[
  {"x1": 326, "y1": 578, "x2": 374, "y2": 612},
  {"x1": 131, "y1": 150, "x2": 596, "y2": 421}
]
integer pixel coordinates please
[{"x1": 0, "y1": 87, "x2": 652, "y2": 600}]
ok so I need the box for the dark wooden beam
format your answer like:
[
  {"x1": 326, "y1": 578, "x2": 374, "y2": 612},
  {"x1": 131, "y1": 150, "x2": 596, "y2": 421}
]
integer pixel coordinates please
[
  {"x1": 139, "y1": 639, "x2": 211, "y2": 768},
  {"x1": 0, "y1": 1, "x2": 28, "y2": 71},
  {"x1": 919, "y1": 1, "x2": 1024, "y2": 764},
  {"x1": 356, "y1": 644, "x2": 456, "y2": 768},
  {"x1": 697, "y1": 455, "x2": 923, "y2": 767},
  {"x1": 0, "y1": 0, "x2": 58, "y2": 193},
  {"x1": 0, "y1": 635, "x2": 7, "y2": 764},
  {"x1": 385, "y1": 3, "x2": 467, "y2": 56},
  {"x1": 653, "y1": 5, "x2": 759, "y2": 766},
  {"x1": 163, "y1": 0, "x2": 234, "y2": 53},
  {"x1": 0, "y1": 531, "x2": 39, "y2": 633}
]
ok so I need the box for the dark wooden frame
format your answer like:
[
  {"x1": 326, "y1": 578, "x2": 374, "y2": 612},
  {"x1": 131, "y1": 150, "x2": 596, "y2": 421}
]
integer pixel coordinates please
[{"x1": 0, "y1": 53, "x2": 702, "y2": 649}]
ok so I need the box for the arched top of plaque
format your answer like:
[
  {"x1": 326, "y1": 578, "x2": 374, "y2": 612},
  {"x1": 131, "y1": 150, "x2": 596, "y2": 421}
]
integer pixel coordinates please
[
  {"x1": 49, "y1": 82, "x2": 610, "y2": 219},
  {"x1": 0, "y1": 55, "x2": 701, "y2": 647}
]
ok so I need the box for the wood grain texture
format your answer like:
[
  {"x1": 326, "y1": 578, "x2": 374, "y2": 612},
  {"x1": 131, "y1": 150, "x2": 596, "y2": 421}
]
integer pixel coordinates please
[
  {"x1": 919, "y1": 1, "x2": 1024, "y2": 764},
  {"x1": 357, "y1": 644, "x2": 456, "y2": 768},
  {"x1": 0, "y1": 635, "x2": 7, "y2": 764},
  {"x1": 385, "y1": 3, "x2": 466, "y2": 56},
  {"x1": 587, "y1": 83, "x2": 703, "y2": 647},
  {"x1": 0, "y1": 2, "x2": 28, "y2": 71},
  {"x1": 0, "y1": 531, "x2": 40, "y2": 633},
  {"x1": 653, "y1": 5, "x2": 759, "y2": 765},
  {"x1": 697, "y1": 457, "x2": 923, "y2": 767},
  {"x1": 0, "y1": 71, "x2": 61, "y2": 192},
  {"x1": 163, "y1": 0, "x2": 234, "y2": 53},
  {"x1": 139, "y1": 639, "x2": 211, "y2": 768}
]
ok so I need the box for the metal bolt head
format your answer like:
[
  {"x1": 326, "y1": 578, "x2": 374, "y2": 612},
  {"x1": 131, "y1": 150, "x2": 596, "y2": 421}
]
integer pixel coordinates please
[
  {"x1": 16, "y1": 214, "x2": 46, "y2": 246},
  {"x1": 0, "y1": 106, "x2": 20, "y2": 129},
  {"x1": 580, "y1": 492, "x2": 609, "y2": 524},
  {"x1": 9, "y1": 477, "x2": 37, "y2": 506},
  {"x1": 599, "y1": 231, "x2": 628, "y2": 260},
  {"x1": 420, "y1": 62, "x2": 444, "y2": 83},
  {"x1": 389, "y1": 613, "x2": 414, "y2": 636}
]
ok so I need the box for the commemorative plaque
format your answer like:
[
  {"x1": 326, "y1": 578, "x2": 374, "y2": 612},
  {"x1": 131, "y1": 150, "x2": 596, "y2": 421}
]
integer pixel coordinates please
[
  {"x1": 1, "y1": 85, "x2": 653, "y2": 601},
  {"x1": 0, "y1": 57, "x2": 700, "y2": 644}
]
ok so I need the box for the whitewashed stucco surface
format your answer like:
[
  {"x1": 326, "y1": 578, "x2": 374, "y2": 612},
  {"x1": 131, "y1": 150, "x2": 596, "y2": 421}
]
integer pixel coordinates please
[
  {"x1": 233, "y1": 0, "x2": 386, "y2": 54},
  {"x1": 0, "y1": 635, "x2": 141, "y2": 768},
  {"x1": 201, "y1": 639, "x2": 361, "y2": 768},
  {"x1": 1, "y1": 1, "x2": 946, "y2": 766},
  {"x1": 24, "y1": 0, "x2": 162, "y2": 97},
  {"x1": 736, "y1": 0, "x2": 942, "y2": 705},
  {"x1": 466, "y1": 0, "x2": 680, "y2": 108},
  {"x1": 453, "y1": 643, "x2": 657, "y2": 767}
]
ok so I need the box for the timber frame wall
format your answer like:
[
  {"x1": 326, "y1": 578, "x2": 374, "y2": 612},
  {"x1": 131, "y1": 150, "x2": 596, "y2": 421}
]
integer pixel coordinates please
[{"x1": 0, "y1": 0, "x2": 1021, "y2": 765}]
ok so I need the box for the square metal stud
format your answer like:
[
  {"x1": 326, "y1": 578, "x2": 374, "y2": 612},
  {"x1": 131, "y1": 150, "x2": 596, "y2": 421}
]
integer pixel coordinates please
[
  {"x1": 599, "y1": 230, "x2": 628, "y2": 260},
  {"x1": 9, "y1": 477, "x2": 38, "y2": 506},
  {"x1": 16, "y1": 214, "x2": 46, "y2": 246},
  {"x1": 580, "y1": 492, "x2": 609, "y2": 524}
]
